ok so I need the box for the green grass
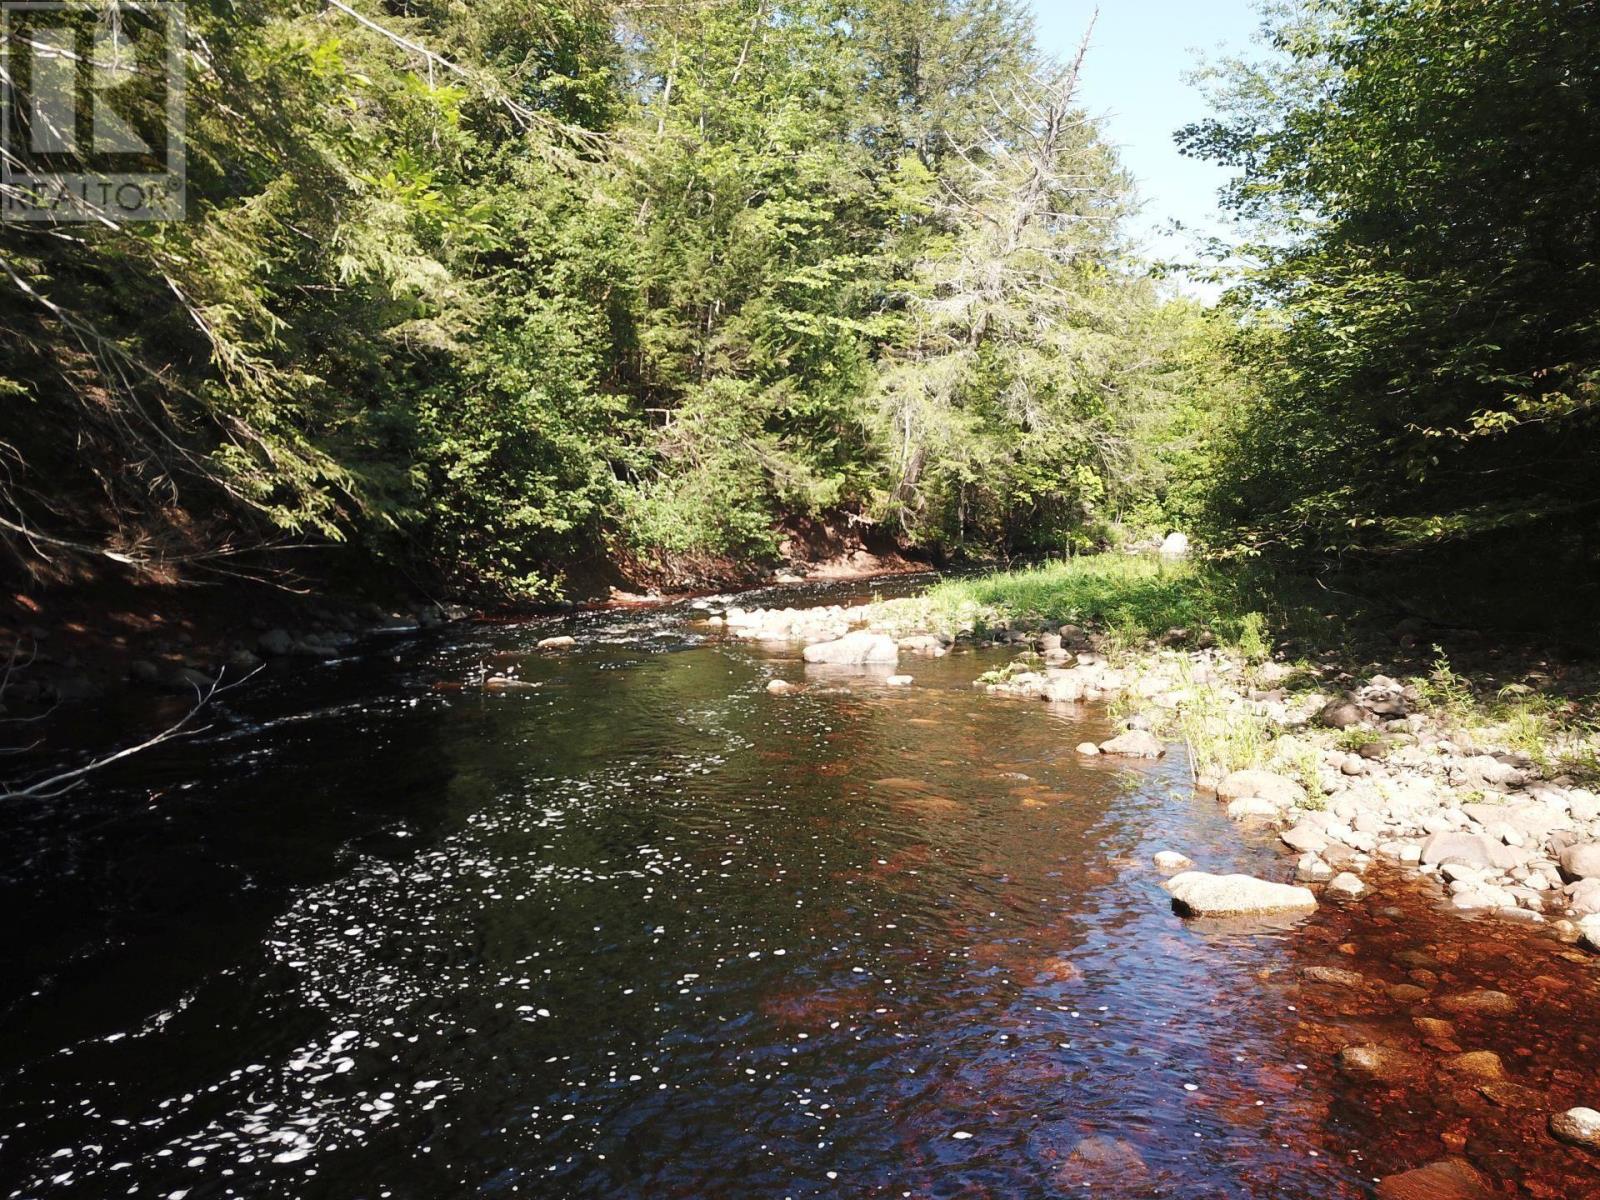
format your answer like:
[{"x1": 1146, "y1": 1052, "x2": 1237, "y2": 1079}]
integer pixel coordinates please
[{"x1": 901, "y1": 554, "x2": 1310, "y2": 662}]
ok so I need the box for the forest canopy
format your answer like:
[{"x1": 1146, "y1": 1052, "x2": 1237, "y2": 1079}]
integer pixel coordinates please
[
  {"x1": 2, "y1": 0, "x2": 1595, "y2": 611},
  {"x1": 0, "y1": 0, "x2": 1219, "y2": 598}
]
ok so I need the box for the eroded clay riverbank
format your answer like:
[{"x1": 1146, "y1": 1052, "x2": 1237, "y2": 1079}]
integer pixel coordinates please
[{"x1": 1, "y1": 577, "x2": 1597, "y2": 1199}]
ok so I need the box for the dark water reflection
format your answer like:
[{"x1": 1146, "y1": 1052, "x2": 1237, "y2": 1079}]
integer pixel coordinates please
[{"x1": 3, "y1": 581, "x2": 1597, "y2": 1198}]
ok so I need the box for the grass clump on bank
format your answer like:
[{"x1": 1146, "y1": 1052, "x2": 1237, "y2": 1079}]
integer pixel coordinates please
[{"x1": 907, "y1": 555, "x2": 1307, "y2": 661}]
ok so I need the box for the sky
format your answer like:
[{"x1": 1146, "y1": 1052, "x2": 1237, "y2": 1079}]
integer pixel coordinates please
[{"x1": 1026, "y1": 0, "x2": 1265, "y2": 280}]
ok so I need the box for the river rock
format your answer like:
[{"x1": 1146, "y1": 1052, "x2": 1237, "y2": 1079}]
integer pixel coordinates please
[
  {"x1": 259, "y1": 628, "x2": 294, "y2": 657},
  {"x1": 1319, "y1": 695, "x2": 1369, "y2": 730},
  {"x1": 1436, "y1": 989, "x2": 1516, "y2": 1017},
  {"x1": 1152, "y1": 851, "x2": 1193, "y2": 874},
  {"x1": 1337, "y1": 1043, "x2": 1425, "y2": 1084},
  {"x1": 1559, "y1": 842, "x2": 1600, "y2": 880},
  {"x1": 1550, "y1": 1107, "x2": 1600, "y2": 1153},
  {"x1": 1217, "y1": 769, "x2": 1305, "y2": 809},
  {"x1": 767, "y1": 679, "x2": 797, "y2": 695},
  {"x1": 537, "y1": 635, "x2": 577, "y2": 650},
  {"x1": 1054, "y1": 1133, "x2": 1150, "y2": 1187},
  {"x1": 1563, "y1": 879, "x2": 1600, "y2": 916},
  {"x1": 1075, "y1": 742, "x2": 1100, "y2": 756},
  {"x1": 885, "y1": 675, "x2": 913, "y2": 687},
  {"x1": 1227, "y1": 797, "x2": 1285, "y2": 823},
  {"x1": 1578, "y1": 914, "x2": 1600, "y2": 952},
  {"x1": 803, "y1": 631, "x2": 899, "y2": 666},
  {"x1": 1418, "y1": 832, "x2": 1522, "y2": 872},
  {"x1": 1281, "y1": 822, "x2": 1330, "y2": 854},
  {"x1": 1158, "y1": 531, "x2": 1189, "y2": 557},
  {"x1": 1163, "y1": 872, "x2": 1317, "y2": 918},
  {"x1": 158, "y1": 666, "x2": 216, "y2": 695},
  {"x1": 1327, "y1": 872, "x2": 1367, "y2": 899},
  {"x1": 1374, "y1": 1157, "x2": 1494, "y2": 1200},
  {"x1": 1296, "y1": 853, "x2": 1334, "y2": 882},
  {"x1": 1097, "y1": 729, "x2": 1164, "y2": 759},
  {"x1": 1303, "y1": 965, "x2": 1365, "y2": 988},
  {"x1": 1440, "y1": 1051, "x2": 1506, "y2": 1081}
]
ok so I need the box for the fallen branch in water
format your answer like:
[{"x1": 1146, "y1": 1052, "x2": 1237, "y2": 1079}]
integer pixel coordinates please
[{"x1": 1, "y1": 666, "x2": 261, "y2": 802}]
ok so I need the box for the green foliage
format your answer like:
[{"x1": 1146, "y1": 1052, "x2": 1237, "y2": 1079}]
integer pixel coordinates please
[
  {"x1": 0, "y1": 0, "x2": 1223, "y2": 596},
  {"x1": 1181, "y1": 0, "x2": 1600, "y2": 587}
]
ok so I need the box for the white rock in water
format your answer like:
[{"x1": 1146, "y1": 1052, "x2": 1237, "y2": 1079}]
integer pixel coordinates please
[
  {"x1": 766, "y1": 679, "x2": 797, "y2": 695},
  {"x1": 802, "y1": 631, "x2": 899, "y2": 665},
  {"x1": 885, "y1": 674, "x2": 913, "y2": 687},
  {"x1": 1163, "y1": 871, "x2": 1317, "y2": 918},
  {"x1": 1159, "y1": 531, "x2": 1190, "y2": 557},
  {"x1": 1549, "y1": 1107, "x2": 1600, "y2": 1152},
  {"x1": 537, "y1": 635, "x2": 577, "y2": 650},
  {"x1": 1098, "y1": 729, "x2": 1164, "y2": 759},
  {"x1": 1075, "y1": 742, "x2": 1100, "y2": 756},
  {"x1": 1327, "y1": 872, "x2": 1367, "y2": 899},
  {"x1": 1153, "y1": 851, "x2": 1193, "y2": 874}
]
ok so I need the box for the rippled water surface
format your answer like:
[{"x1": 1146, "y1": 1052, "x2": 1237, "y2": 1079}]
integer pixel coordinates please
[{"x1": 4, "y1": 580, "x2": 1599, "y2": 1199}]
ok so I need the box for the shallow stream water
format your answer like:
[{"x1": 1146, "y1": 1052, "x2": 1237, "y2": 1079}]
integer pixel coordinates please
[{"x1": 3, "y1": 578, "x2": 1598, "y2": 1198}]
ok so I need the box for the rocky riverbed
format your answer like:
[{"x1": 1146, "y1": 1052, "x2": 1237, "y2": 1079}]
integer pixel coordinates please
[{"x1": 711, "y1": 596, "x2": 1600, "y2": 954}]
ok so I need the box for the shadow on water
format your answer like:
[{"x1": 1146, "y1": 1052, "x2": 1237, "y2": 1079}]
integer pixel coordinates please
[{"x1": 2, "y1": 581, "x2": 1597, "y2": 1197}]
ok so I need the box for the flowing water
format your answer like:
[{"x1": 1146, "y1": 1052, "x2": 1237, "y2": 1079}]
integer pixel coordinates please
[{"x1": 3, "y1": 579, "x2": 1599, "y2": 1199}]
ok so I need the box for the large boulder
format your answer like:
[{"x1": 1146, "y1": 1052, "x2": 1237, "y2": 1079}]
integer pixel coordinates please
[
  {"x1": 1418, "y1": 832, "x2": 1523, "y2": 872},
  {"x1": 802, "y1": 631, "x2": 899, "y2": 666},
  {"x1": 1559, "y1": 842, "x2": 1600, "y2": 880},
  {"x1": 1163, "y1": 871, "x2": 1317, "y2": 918},
  {"x1": 1217, "y1": 769, "x2": 1306, "y2": 810}
]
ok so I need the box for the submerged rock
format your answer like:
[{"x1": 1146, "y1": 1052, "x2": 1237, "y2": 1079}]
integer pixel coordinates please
[
  {"x1": 766, "y1": 679, "x2": 798, "y2": 695},
  {"x1": 1057, "y1": 1134, "x2": 1150, "y2": 1187},
  {"x1": 1163, "y1": 871, "x2": 1317, "y2": 918},
  {"x1": 1440, "y1": 1050, "x2": 1506, "y2": 1081},
  {"x1": 1436, "y1": 989, "x2": 1517, "y2": 1017},
  {"x1": 1303, "y1": 965, "x2": 1365, "y2": 988},
  {"x1": 1374, "y1": 1157, "x2": 1494, "y2": 1200},
  {"x1": 1152, "y1": 850, "x2": 1193, "y2": 874},
  {"x1": 1337, "y1": 1043, "x2": 1425, "y2": 1084},
  {"x1": 885, "y1": 674, "x2": 914, "y2": 687}
]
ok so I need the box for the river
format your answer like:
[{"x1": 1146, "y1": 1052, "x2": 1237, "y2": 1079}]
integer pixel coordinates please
[{"x1": 3, "y1": 578, "x2": 1596, "y2": 1198}]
